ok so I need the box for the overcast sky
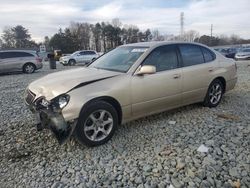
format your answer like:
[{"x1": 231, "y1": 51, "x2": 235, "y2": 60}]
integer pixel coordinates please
[{"x1": 0, "y1": 0, "x2": 249, "y2": 42}]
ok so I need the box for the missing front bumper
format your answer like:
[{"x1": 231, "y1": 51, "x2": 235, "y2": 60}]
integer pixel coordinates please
[{"x1": 33, "y1": 109, "x2": 74, "y2": 144}]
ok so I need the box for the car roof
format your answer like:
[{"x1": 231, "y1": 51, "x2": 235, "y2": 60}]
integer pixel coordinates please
[
  {"x1": 73, "y1": 50, "x2": 96, "y2": 53},
  {"x1": 80, "y1": 50, "x2": 96, "y2": 52},
  {"x1": 0, "y1": 50, "x2": 37, "y2": 53},
  {"x1": 122, "y1": 41, "x2": 211, "y2": 48}
]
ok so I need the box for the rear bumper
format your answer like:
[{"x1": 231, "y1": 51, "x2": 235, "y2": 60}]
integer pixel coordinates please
[{"x1": 36, "y1": 63, "x2": 43, "y2": 70}]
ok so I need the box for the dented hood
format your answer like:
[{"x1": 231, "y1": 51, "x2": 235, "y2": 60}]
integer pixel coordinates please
[{"x1": 28, "y1": 67, "x2": 122, "y2": 100}]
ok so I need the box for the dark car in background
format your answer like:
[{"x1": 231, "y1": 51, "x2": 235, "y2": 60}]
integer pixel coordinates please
[
  {"x1": 214, "y1": 48, "x2": 237, "y2": 58},
  {"x1": 0, "y1": 50, "x2": 43, "y2": 74}
]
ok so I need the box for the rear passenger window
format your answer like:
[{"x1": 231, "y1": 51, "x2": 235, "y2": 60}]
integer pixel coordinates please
[
  {"x1": 201, "y1": 47, "x2": 215, "y2": 62},
  {"x1": 143, "y1": 45, "x2": 178, "y2": 72},
  {"x1": 179, "y1": 44, "x2": 204, "y2": 67},
  {"x1": 17, "y1": 52, "x2": 34, "y2": 57}
]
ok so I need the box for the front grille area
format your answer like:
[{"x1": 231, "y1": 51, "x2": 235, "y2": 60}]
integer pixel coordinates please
[{"x1": 25, "y1": 89, "x2": 36, "y2": 105}]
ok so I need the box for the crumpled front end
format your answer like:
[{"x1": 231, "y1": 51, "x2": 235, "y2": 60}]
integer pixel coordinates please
[{"x1": 24, "y1": 89, "x2": 75, "y2": 144}]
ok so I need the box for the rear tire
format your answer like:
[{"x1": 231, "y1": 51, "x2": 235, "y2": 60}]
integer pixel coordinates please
[
  {"x1": 23, "y1": 63, "x2": 35, "y2": 74},
  {"x1": 75, "y1": 101, "x2": 118, "y2": 147},
  {"x1": 203, "y1": 79, "x2": 224, "y2": 107}
]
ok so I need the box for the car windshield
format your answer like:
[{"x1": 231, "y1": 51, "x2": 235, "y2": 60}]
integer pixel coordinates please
[
  {"x1": 71, "y1": 51, "x2": 80, "y2": 56},
  {"x1": 89, "y1": 46, "x2": 148, "y2": 72}
]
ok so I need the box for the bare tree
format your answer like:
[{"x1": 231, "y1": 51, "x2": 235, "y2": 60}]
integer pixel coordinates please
[
  {"x1": 2, "y1": 27, "x2": 15, "y2": 48},
  {"x1": 183, "y1": 30, "x2": 199, "y2": 42},
  {"x1": 218, "y1": 34, "x2": 230, "y2": 45},
  {"x1": 112, "y1": 18, "x2": 122, "y2": 28},
  {"x1": 230, "y1": 34, "x2": 240, "y2": 45},
  {"x1": 152, "y1": 29, "x2": 164, "y2": 41},
  {"x1": 69, "y1": 22, "x2": 91, "y2": 50},
  {"x1": 0, "y1": 38, "x2": 3, "y2": 48}
]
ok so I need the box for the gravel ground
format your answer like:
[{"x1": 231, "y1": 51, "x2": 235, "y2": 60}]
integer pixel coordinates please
[{"x1": 0, "y1": 61, "x2": 249, "y2": 188}]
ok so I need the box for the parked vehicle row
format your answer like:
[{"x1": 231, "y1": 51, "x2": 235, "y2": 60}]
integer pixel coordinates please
[
  {"x1": 0, "y1": 49, "x2": 102, "y2": 74},
  {"x1": 25, "y1": 42, "x2": 237, "y2": 146},
  {"x1": 214, "y1": 47, "x2": 250, "y2": 60},
  {"x1": 0, "y1": 50, "x2": 43, "y2": 74},
  {"x1": 214, "y1": 48, "x2": 237, "y2": 58}
]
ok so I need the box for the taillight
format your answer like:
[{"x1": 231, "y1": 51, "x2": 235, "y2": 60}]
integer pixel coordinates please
[{"x1": 36, "y1": 57, "x2": 42, "y2": 63}]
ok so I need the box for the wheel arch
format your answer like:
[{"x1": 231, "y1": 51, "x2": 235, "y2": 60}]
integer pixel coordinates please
[
  {"x1": 68, "y1": 59, "x2": 76, "y2": 65},
  {"x1": 213, "y1": 76, "x2": 226, "y2": 93},
  {"x1": 80, "y1": 96, "x2": 122, "y2": 125},
  {"x1": 68, "y1": 58, "x2": 76, "y2": 62}
]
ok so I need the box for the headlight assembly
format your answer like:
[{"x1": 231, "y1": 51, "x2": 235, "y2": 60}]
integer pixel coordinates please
[{"x1": 51, "y1": 94, "x2": 70, "y2": 112}]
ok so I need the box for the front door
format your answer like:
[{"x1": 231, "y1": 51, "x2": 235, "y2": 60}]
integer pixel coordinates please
[{"x1": 131, "y1": 45, "x2": 182, "y2": 117}]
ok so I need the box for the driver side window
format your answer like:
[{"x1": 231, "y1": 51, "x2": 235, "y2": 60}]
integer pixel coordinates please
[{"x1": 143, "y1": 45, "x2": 178, "y2": 72}]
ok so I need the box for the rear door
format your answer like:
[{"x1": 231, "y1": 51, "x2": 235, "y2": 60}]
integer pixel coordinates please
[
  {"x1": 16, "y1": 52, "x2": 35, "y2": 69},
  {"x1": 83, "y1": 51, "x2": 96, "y2": 63},
  {"x1": 178, "y1": 44, "x2": 217, "y2": 105},
  {"x1": 131, "y1": 44, "x2": 182, "y2": 117}
]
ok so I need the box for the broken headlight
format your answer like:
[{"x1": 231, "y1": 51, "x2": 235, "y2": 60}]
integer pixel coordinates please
[{"x1": 51, "y1": 94, "x2": 70, "y2": 112}]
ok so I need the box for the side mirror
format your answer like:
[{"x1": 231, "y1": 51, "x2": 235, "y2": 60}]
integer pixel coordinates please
[{"x1": 135, "y1": 65, "x2": 156, "y2": 76}]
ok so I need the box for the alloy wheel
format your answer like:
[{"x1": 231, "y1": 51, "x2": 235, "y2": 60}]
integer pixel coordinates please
[
  {"x1": 84, "y1": 110, "x2": 113, "y2": 142},
  {"x1": 25, "y1": 64, "x2": 35, "y2": 73},
  {"x1": 209, "y1": 83, "x2": 222, "y2": 105}
]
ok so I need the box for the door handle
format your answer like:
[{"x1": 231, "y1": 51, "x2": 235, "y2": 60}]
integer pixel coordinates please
[
  {"x1": 173, "y1": 74, "x2": 181, "y2": 79},
  {"x1": 208, "y1": 67, "x2": 214, "y2": 72}
]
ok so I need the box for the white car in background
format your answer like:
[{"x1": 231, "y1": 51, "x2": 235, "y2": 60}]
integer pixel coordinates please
[
  {"x1": 59, "y1": 50, "x2": 99, "y2": 66},
  {"x1": 235, "y1": 48, "x2": 250, "y2": 60}
]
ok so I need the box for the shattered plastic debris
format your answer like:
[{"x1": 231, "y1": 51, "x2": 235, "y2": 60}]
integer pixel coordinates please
[
  {"x1": 168, "y1": 121, "x2": 176, "y2": 125},
  {"x1": 197, "y1": 144, "x2": 209, "y2": 153}
]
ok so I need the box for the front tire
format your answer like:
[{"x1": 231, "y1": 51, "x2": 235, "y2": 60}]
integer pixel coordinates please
[
  {"x1": 203, "y1": 79, "x2": 224, "y2": 107},
  {"x1": 68, "y1": 59, "x2": 76, "y2": 66},
  {"x1": 75, "y1": 101, "x2": 118, "y2": 146}
]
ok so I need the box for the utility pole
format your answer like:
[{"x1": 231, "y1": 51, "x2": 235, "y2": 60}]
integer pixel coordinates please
[
  {"x1": 180, "y1": 12, "x2": 184, "y2": 41},
  {"x1": 210, "y1": 24, "x2": 213, "y2": 46}
]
